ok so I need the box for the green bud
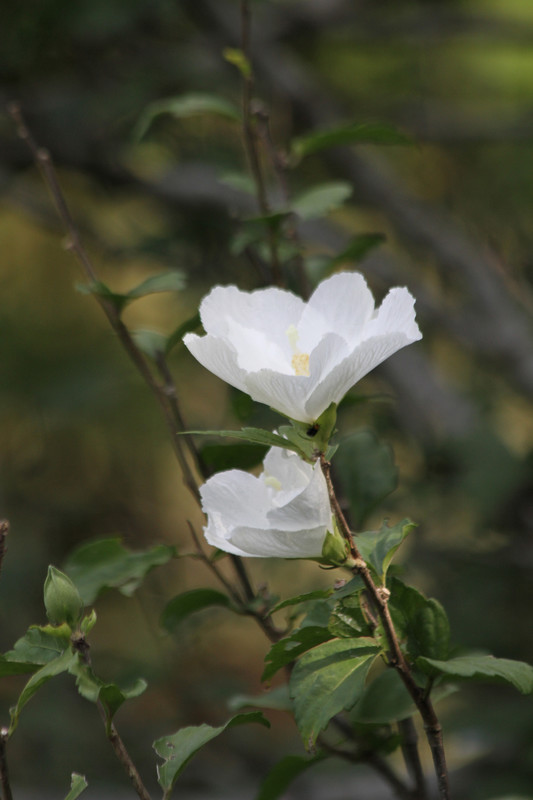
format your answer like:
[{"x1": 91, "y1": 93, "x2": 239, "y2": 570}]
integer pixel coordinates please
[
  {"x1": 44, "y1": 566, "x2": 84, "y2": 628},
  {"x1": 320, "y1": 520, "x2": 349, "y2": 567}
]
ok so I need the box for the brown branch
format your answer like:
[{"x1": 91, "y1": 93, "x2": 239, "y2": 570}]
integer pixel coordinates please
[
  {"x1": 0, "y1": 521, "x2": 9, "y2": 582},
  {"x1": 399, "y1": 717, "x2": 427, "y2": 799},
  {"x1": 320, "y1": 454, "x2": 450, "y2": 800},
  {"x1": 0, "y1": 729, "x2": 13, "y2": 800}
]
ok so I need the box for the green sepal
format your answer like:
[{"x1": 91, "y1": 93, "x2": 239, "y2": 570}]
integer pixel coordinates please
[
  {"x1": 80, "y1": 610, "x2": 97, "y2": 636},
  {"x1": 154, "y1": 713, "x2": 270, "y2": 793}
]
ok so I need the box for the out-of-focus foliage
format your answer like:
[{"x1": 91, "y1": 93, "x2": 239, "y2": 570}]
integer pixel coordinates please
[{"x1": 2, "y1": 0, "x2": 533, "y2": 797}]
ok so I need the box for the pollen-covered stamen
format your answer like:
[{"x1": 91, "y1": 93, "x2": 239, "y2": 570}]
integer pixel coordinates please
[{"x1": 286, "y1": 324, "x2": 310, "y2": 377}]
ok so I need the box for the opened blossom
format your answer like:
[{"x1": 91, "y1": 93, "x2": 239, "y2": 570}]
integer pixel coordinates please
[
  {"x1": 184, "y1": 272, "x2": 422, "y2": 423},
  {"x1": 199, "y1": 447, "x2": 333, "y2": 558}
]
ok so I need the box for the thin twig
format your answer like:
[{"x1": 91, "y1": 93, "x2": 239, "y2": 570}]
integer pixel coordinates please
[
  {"x1": 0, "y1": 521, "x2": 9, "y2": 581},
  {"x1": 399, "y1": 717, "x2": 427, "y2": 799},
  {"x1": 320, "y1": 454, "x2": 450, "y2": 800},
  {"x1": 321, "y1": 738, "x2": 414, "y2": 800},
  {"x1": 0, "y1": 729, "x2": 13, "y2": 800}
]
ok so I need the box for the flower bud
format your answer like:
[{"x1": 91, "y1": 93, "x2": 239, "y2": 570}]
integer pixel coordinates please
[{"x1": 44, "y1": 566, "x2": 84, "y2": 628}]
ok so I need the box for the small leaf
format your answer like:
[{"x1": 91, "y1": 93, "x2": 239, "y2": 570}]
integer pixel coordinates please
[
  {"x1": 291, "y1": 182, "x2": 352, "y2": 221},
  {"x1": 134, "y1": 92, "x2": 240, "y2": 140},
  {"x1": 262, "y1": 627, "x2": 334, "y2": 683},
  {"x1": 9, "y1": 649, "x2": 75, "y2": 735},
  {"x1": 165, "y1": 312, "x2": 202, "y2": 356},
  {"x1": 331, "y1": 233, "x2": 387, "y2": 267},
  {"x1": 229, "y1": 685, "x2": 291, "y2": 713},
  {"x1": 416, "y1": 654, "x2": 533, "y2": 695},
  {"x1": 356, "y1": 519, "x2": 414, "y2": 583},
  {"x1": 64, "y1": 773, "x2": 88, "y2": 800},
  {"x1": 200, "y1": 442, "x2": 268, "y2": 473},
  {"x1": 223, "y1": 48, "x2": 251, "y2": 78},
  {"x1": 127, "y1": 271, "x2": 186, "y2": 299},
  {"x1": 161, "y1": 589, "x2": 233, "y2": 633},
  {"x1": 352, "y1": 667, "x2": 456, "y2": 724},
  {"x1": 154, "y1": 713, "x2": 270, "y2": 792},
  {"x1": 335, "y1": 430, "x2": 398, "y2": 527},
  {"x1": 132, "y1": 329, "x2": 167, "y2": 359},
  {"x1": 64, "y1": 538, "x2": 176, "y2": 605},
  {"x1": 328, "y1": 595, "x2": 373, "y2": 639},
  {"x1": 270, "y1": 590, "x2": 333, "y2": 615},
  {"x1": 389, "y1": 578, "x2": 450, "y2": 661},
  {"x1": 292, "y1": 122, "x2": 413, "y2": 160},
  {"x1": 256, "y1": 754, "x2": 325, "y2": 800},
  {"x1": 4, "y1": 624, "x2": 72, "y2": 667},
  {"x1": 184, "y1": 428, "x2": 309, "y2": 459},
  {"x1": 290, "y1": 637, "x2": 379, "y2": 747},
  {"x1": 70, "y1": 657, "x2": 147, "y2": 721},
  {"x1": 76, "y1": 280, "x2": 129, "y2": 313}
]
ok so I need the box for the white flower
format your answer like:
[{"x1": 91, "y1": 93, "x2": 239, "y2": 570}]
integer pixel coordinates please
[
  {"x1": 184, "y1": 272, "x2": 422, "y2": 423},
  {"x1": 199, "y1": 447, "x2": 333, "y2": 558}
]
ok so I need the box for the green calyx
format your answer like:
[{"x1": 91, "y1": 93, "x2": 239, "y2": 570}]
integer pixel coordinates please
[{"x1": 44, "y1": 566, "x2": 84, "y2": 629}]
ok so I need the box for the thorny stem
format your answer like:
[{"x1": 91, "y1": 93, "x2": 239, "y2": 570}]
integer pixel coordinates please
[
  {"x1": 72, "y1": 635, "x2": 152, "y2": 800},
  {"x1": 320, "y1": 454, "x2": 450, "y2": 800},
  {"x1": 240, "y1": 0, "x2": 283, "y2": 286}
]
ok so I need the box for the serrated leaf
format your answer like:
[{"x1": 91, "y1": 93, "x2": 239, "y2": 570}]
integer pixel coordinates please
[
  {"x1": 134, "y1": 92, "x2": 240, "y2": 140},
  {"x1": 184, "y1": 428, "x2": 309, "y2": 459},
  {"x1": 4, "y1": 624, "x2": 72, "y2": 667},
  {"x1": 200, "y1": 442, "x2": 268, "y2": 473},
  {"x1": 290, "y1": 637, "x2": 379, "y2": 747},
  {"x1": 356, "y1": 519, "x2": 414, "y2": 583},
  {"x1": 9, "y1": 649, "x2": 75, "y2": 735},
  {"x1": 291, "y1": 182, "x2": 352, "y2": 220},
  {"x1": 262, "y1": 627, "x2": 334, "y2": 683},
  {"x1": 352, "y1": 667, "x2": 457, "y2": 724},
  {"x1": 416, "y1": 654, "x2": 533, "y2": 695},
  {"x1": 389, "y1": 578, "x2": 450, "y2": 661},
  {"x1": 70, "y1": 657, "x2": 147, "y2": 722},
  {"x1": 229, "y1": 685, "x2": 292, "y2": 713},
  {"x1": 328, "y1": 595, "x2": 372, "y2": 639},
  {"x1": 64, "y1": 537, "x2": 176, "y2": 604},
  {"x1": 154, "y1": 713, "x2": 270, "y2": 791},
  {"x1": 64, "y1": 773, "x2": 88, "y2": 800},
  {"x1": 161, "y1": 589, "x2": 232, "y2": 633},
  {"x1": 256, "y1": 754, "x2": 325, "y2": 800},
  {"x1": 335, "y1": 430, "x2": 398, "y2": 527},
  {"x1": 292, "y1": 122, "x2": 413, "y2": 160}
]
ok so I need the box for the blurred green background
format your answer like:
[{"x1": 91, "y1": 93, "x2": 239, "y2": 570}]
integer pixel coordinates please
[{"x1": 1, "y1": 0, "x2": 533, "y2": 797}]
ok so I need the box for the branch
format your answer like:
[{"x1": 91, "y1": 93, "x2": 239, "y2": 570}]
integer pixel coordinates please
[
  {"x1": 0, "y1": 729, "x2": 13, "y2": 800},
  {"x1": 0, "y1": 521, "x2": 9, "y2": 582}
]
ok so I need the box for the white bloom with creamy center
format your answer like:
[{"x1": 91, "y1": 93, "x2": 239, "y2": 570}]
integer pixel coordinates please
[
  {"x1": 184, "y1": 272, "x2": 422, "y2": 423},
  {"x1": 199, "y1": 447, "x2": 333, "y2": 558}
]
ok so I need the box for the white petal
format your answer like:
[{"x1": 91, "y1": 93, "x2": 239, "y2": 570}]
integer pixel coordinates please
[
  {"x1": 224, "y1": 317, "x2": 291, "y2": 374},
  {"x1": 200, "y1": 284, "x2": 305, "y2": 345},
  {"x1": 364, "y1": 287, "x2": 422, "y2": 342},
  {"x1": 200, "y1": 469, "x2": 270, "y2": 528},
  {"x1": 299, "y1": 272, "x2": 375, "y2": 351},
  {"x1": 222, "y1": 524, "x2": 329, "y2": 558},
  {"x1": 203, "y1": 514, "x2": 255, "y2": 557},
  {"x1": 304, "y1": 331, "x2": 418, "y2": 420},
  {"x1": 267, "y1": 462, "x2": 332, "y2": 531},
  {"x1": 244, "y1": 370, "x2": 312, "y2": 422},
  {"x1": 307, "y1": 333, "x2": 350, "y2": 388},
  {"x1": 183, "y1": 333, "x2": 248, "y2": 393}
]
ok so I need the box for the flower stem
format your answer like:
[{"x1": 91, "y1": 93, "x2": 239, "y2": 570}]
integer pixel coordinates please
[{"x1": 320, "y1": 455, "x2": 450, "y2": 800}]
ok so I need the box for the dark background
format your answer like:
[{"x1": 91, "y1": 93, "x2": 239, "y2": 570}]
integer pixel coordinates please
[{"x1": 1, "y1": 1, "x2": 533, "y2": 797}]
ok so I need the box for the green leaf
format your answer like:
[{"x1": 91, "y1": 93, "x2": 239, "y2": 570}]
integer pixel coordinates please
[
  {"x1": 291, "y1": 122, "x2": 413, "y2": 160},
  {"x1": 223, "y1": 48, "x2": 252, "y2": 78},
  {"x1": 328, "y1": 595, "x2": 373, "y2": 639},
  {"x1": 389, "y1": 578, "x2": 451, "y2": 661},
  {"x1": 184, "y1": 428, "x2": 310, "y2": 459},
  {"x1": 132, "y1": 329, "x2": 167, "y2": 359},
  {"x1": 229, "y1": 685, "x2": 292, "y2": 713},
  {"x1": 417, "y1": 654, "x2": 533, "y2": 695},
  {"x1": 134, "y1": 92, "x2": 240, "y2": 140},
  {"x1": 76, "y1": 280, "x2": 130, "y2": 313},
  {"x1": 0, "y1": 656, "x2": 38, "y2": 677},
  {"x1": 200, "y1": 442, "x2": 268, "y2": 473},
  {"x1": 291, "y1": 182, "x2": 352, "y2": 220},
  {"x1": 154, "y1": 713, "x2": 270, "y2": 792},
  {"x1": 4, "y1": 624, "x2": 72, "y2": 667},
  {"x1": 9, "y1": 649, "x2": 75, "y2": 735},
  {"x1": 262, "y1": 627, "x2": 334, "y2": 683},
  {"x1": 270, "y1": 590, "x2": 333, "y2": 615},
  {"x1": 352, "y1": 667, "x2": 457, "y2": 724},
  {"x1": 127, "y1": 271, "x2": 186, "y2": 298},
  {"x1": 161, "y1": 589, "x2": 233, "y2": 633},
  {"x1": 64, "y1": 773, "x2": 88, "y2": 800},
  {"x1": 64, "y1": 537, "x2": 176, "y2": 605},
  {"x1": 165, "y1": 312, "x2": 202, "y2": 356},
  {"x1": 290, "y1": 637, "x2": 379, "y2": 747},
  {"x1": 355, "y1": 519, "x2": 415, "y2": 583},
  {"x1": 335, "y1": 430, "x2": 398, "y2": 527},
  {"x1": 256, "y1": 754, "x2": 326, "y2": 800}
]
